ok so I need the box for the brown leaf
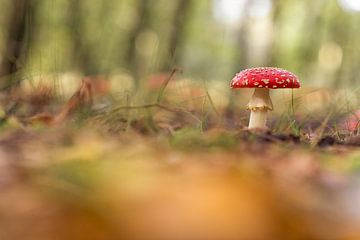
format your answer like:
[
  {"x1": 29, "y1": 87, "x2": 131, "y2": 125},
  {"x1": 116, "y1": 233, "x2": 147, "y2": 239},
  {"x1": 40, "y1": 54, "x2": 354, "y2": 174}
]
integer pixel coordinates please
[
  {"x1": 25, "y1": 79, "x2": 93, "y2": 126},
  {"x1": 83, "y1": 75, "x2": 111, "y2": 96},
  {"x1": 53, "y1": 79, "x2": 93, "y2": 124},
  {"x1": 26, "y1": 113, "x2": 55, "y2": 126}
]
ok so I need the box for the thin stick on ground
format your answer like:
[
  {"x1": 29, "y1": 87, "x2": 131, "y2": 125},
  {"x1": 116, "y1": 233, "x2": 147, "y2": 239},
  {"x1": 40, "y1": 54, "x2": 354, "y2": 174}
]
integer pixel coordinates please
[
  {"x1": 113, "y1": 103, "x2": 176, "y2": 113},
  {"x1": 156, "y1": 67, "x2": 181, "y2": 104},
  {"x1": 204, "y1": 86, "x2": 220, "y2": 117},
  {"x1": 113, "y1": 103, "x2": 202, "y2": 125}
]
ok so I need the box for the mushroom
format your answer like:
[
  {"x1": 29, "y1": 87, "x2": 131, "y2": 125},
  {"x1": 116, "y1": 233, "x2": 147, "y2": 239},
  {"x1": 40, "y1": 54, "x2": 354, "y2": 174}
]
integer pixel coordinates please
[{"x1": 230, "y1": 67, "x2": 300, "y2": 130}]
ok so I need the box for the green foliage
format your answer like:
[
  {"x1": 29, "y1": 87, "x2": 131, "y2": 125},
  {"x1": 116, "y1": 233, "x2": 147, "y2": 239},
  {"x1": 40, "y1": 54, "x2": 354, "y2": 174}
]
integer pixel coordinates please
[
  {"x1": 45, "y1": 160, "x2": 102, "y2": 192},
  {"x1": 170, "y1": 127, "x2": 238, "y2": 150}
]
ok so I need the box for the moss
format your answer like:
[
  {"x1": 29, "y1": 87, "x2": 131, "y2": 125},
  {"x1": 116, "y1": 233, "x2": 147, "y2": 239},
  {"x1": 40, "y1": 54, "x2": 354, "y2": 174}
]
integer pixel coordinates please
[
  {"x1": 170, "y1": 127, "x2": 238, "y2": 150},
  {"x1": 44, "y1": 160, "x2": 102, "y2": 191}
]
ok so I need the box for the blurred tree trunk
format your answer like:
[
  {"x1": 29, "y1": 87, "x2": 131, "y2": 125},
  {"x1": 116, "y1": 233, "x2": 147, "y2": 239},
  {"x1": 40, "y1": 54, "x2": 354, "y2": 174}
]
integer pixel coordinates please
[
  {"x1": 227, "y1": 0, "x2": 251, "y2": 114},
  {"x1": 125, "y1": 0, "x2": 151, "y2": 87},
  {"x1": 323, "y1": 3, "x2": 353, "y2": 87},
  {"x1": 0, "y1": 0, "x2": 30, "y2": 90},
  {"x1": 265, "y1": 0, "x2": 282, "y2": 66},
  {"x1": 161, "y1": 0, "x2": 192, "y2": 71},
  {"x1": 68, "y1": 0, "x2": 98, "y2": 76},
  {"x1": 232, "y1": 0, "x2": 252, "y2": 73},
  {"x1": 297, "y1": 0, "x2": 326, "y2": 72}
]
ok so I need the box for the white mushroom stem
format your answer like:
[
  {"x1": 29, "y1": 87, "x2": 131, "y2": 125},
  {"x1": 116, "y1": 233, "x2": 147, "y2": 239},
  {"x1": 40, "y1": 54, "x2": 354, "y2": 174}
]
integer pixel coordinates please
[
  {"x1": 247, "y1": 88, "x2": 273, "y2": 130},
  {"x1": 249, "y1": 110, "x2": 268, "y2": 129}
]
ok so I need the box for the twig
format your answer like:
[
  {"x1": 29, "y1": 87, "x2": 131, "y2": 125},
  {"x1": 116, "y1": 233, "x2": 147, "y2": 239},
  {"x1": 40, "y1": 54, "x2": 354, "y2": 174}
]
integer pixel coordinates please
[
  {"x1": 311, "y1": 111, "x2": 333, "y2": 147},
  {"x1": 156, "y1": 67, "x2": 181, "y2": 104},
  {"x1": 113, "y1": 103, "x2": 202, "y2": 124},
  {"x1": 204, "y1": 87, "x2": 220, "y2": 117},
  {"x1": 113, "y1": 103, "x2": 177, "y2": 113}
]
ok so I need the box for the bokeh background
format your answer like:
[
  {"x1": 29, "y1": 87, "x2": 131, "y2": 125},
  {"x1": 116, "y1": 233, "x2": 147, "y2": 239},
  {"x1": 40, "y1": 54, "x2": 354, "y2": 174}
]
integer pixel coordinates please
[
  {"x1": 1, "y1": 0, "x2": 360, "y2": 133},
  {"x1": 1, "y1": 0, "x2": 360, "y2": 90}
]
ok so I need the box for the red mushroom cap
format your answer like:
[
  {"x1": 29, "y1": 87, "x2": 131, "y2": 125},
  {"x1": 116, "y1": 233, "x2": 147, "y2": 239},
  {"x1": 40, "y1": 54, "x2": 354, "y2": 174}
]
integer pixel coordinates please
[{"x1": 230, "y1": 67, "x2": 300, "y2": 89}]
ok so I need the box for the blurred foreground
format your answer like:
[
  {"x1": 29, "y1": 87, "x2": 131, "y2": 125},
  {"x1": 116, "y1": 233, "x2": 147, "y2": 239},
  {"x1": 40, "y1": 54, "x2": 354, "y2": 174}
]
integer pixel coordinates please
[{"x1": 1, "y1": 127, "x2": 360, "y2": 240}]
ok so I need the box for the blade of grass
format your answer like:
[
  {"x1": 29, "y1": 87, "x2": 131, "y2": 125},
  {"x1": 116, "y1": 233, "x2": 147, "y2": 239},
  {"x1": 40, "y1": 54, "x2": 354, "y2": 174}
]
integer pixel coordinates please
[
  {"x1": 311, "y1": 111, "x2": 333, "y2": 147},
  {"x1": 156, "y1": 67, "x2": 180, "y2": 104}
]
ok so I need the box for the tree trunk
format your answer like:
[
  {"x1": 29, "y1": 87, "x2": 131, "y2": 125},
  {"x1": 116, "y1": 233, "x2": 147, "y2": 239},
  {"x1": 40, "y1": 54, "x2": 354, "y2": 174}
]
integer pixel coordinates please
[
  {"x1": 68, "y1": 0, "x2": 97, "y2": 76},
  {"x1": 232, "y1": 0, "x2": 252, "y2": 72},
  {"x1": 227, "y1": 0, "x2": 251, "y2": 113},
  {"x1": 265, "y1": 0, "x2": 282, "y2": 66},
  {"x1": 162, "y1": 0, "x2": 192, "y2": 71},
  {"x1": 0, "y1": 0, "x2": 30, "y2": 90},
  {"x1": 124, "y1": 0, "x2": 151, "y2": 87}
]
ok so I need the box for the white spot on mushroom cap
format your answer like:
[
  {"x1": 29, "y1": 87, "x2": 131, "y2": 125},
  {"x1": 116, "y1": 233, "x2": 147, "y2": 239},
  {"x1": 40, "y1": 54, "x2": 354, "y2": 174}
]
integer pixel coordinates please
[{"x1": 261, "y1": 79, "x2": 270, "y2": 84}]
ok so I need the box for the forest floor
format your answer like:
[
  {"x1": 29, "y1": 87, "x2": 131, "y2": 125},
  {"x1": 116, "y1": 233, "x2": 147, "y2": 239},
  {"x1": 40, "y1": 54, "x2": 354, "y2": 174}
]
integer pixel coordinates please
[{"x1": 0, "y1": 75, "x2": 360, "y2": 240}]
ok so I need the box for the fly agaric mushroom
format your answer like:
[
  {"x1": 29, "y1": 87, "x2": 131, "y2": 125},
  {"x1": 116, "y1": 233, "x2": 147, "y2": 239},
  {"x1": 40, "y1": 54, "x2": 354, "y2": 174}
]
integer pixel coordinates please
[{"x1": 230, "y1": 67, "x2": 300, "y2": 129}]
